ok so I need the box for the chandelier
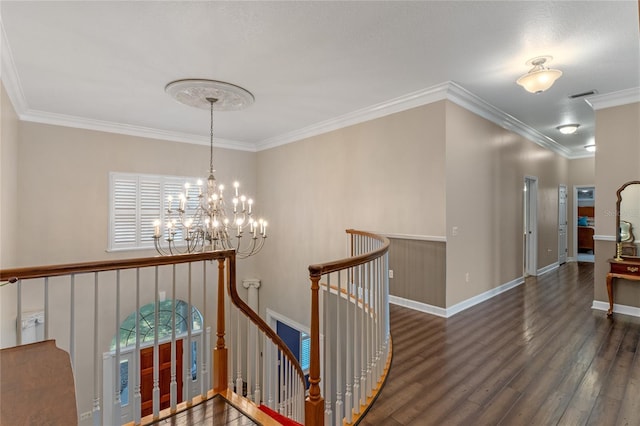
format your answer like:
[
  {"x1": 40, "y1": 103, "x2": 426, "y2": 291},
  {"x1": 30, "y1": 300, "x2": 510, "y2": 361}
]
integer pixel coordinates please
[{"x1": 153, "y1": 79, "x2": 267, "y2": 258}]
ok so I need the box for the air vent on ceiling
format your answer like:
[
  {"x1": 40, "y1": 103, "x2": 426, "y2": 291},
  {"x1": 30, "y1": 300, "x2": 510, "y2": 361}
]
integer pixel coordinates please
[{"x1": 569, "y1": 90, "x2": 598, "y2": 99}]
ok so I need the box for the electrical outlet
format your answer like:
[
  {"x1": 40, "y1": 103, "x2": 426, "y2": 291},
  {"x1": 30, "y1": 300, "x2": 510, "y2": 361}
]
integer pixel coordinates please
[
  {"x1": 452, "y1": 226, "x2": 459, "y2": 236},
  {"x1": 388, "y1": 270, "x2": 394, "y2": 279},
  {"x1": 80, "y1": 411, "x2": 92, "y2": 421},
  {"x1": 465, "y1": 272, "x2": 470, "y2": 283}
]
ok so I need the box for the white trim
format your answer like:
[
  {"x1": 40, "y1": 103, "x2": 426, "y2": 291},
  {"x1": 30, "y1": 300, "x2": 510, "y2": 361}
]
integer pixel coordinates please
[
  {"x1": 255, "y1": 81, "x2": 573, "y2": 158},
  {"x1": 388, "y1": 295, "x2": 447, "y2": 318},
  {"x1": 255, "y1": 83, "x2": 451, "y2": 151},
  {"x1": 594, "y1": 235, "x2": 616, "y2": 242},
  {"x1": 592, "y1": 300, "x2": 640, "y2": 318},
  {"x1": 585, "y1": 87, "x2": 640, "y2": 111},
  {"x1": 445, "y1": 276, "x2": 525, "y2": 317},
  {"x1": 20, "y1": 109, "x2": 257, "y2": 152},
  {"x1": 0, "y1": 16, "x2": 28, "y2": 114},
  {"x1": 573, "y1": 184, "x2": 596, "y2": 259},
  {"x1": 380, "y1": 232, "x2": 447, "y2": 243},
  {"x1": 558, "y1": 184, "x2": 568, "y2": 265},
  {"x1": 390, "y1": 275, "x2": 526, "y2": 318},
  {"x1": 265, "y1": 309, "x2": 310, "y2": 335},
  {"x1": 445, "y1": 83, "x2": 572, "y2": 158},
  {"x1": 537, "y1": 262, "x2": 559, "y2": 276}
]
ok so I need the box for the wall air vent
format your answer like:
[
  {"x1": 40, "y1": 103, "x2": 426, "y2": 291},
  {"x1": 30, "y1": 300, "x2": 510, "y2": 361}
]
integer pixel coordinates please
[{"x1": 569, "y1": 90, "x2": 598, "y2": 99}]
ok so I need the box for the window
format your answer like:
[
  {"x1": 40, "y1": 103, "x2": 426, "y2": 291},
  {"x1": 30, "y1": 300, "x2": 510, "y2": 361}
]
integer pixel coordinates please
[
  {"x1": 109, "y1": 172, "x2": 200, "y2": 251},
  {"x1": 111, "y1": 299, "x2": 203, "y2": 350},
  {"x1": 300, "y1": 332, "x2": 311, "y2": 372},
  {"x1": 120, "y1": 359, "x2": 129, "y2": 406}
]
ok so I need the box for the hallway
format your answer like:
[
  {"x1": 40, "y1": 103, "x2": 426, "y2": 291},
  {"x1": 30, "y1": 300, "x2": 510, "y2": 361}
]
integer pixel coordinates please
[{"x1": 361, "y1": 263, "x2": 640, "y2": 425}]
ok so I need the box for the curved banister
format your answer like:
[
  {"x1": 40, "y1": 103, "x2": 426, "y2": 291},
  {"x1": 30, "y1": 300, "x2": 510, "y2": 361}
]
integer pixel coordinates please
[
  {"x1": 225, "y1": 255, "x2": 306, "y2": 383},
  {"x1": 306, "y1": 229, "x2": 392, "y2": 426},
  {"x1": 308, "y1": 229, "x2": 390, "y2": 277}
]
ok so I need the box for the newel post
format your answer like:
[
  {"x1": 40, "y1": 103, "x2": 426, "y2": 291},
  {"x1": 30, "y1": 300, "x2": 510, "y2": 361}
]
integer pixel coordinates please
[
  {"x1": 213, "y1": 258, "x2": 228, "y2": 392},
  {"x1": 306, "y1": 274, "x2": 324, "y2": 425}
]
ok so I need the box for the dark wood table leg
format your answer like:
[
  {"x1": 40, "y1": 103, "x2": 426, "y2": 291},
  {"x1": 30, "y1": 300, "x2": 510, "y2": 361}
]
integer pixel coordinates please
[{"x1": 606, "y1": 273, "x2": 614, "y2": 316}]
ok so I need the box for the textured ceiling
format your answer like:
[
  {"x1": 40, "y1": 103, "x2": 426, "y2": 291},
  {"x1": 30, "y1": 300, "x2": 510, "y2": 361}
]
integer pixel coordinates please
[{"x1": 1, "y1": 1, "x2": 639, "y2": 157}]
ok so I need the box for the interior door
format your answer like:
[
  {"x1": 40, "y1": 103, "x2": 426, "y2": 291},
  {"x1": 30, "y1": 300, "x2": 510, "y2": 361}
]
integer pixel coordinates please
[
  {"x1": 558, "y1": 185, "x2": 568, "y2": 264},
  {"x1": 524, "y1": 177, "x2": 538, "y2": 277},
  {"x1": 140, "y1": 340, "x2": 183, "y2": 417}
]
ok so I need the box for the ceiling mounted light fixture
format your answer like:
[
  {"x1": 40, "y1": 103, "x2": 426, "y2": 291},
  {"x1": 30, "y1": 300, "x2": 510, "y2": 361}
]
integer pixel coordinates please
[
  {"x1": 516, "y1": 56, "x2": 563, "y2": 94},
  {"x1": 556, "y1": 124, "x2": 580, "y2": 135},
  {"x1": 584, "y1": 144, "x2": 596, "y2": 152},
  {"x1": 152, "y1": 79, "x2": 267, "y2": 258}
]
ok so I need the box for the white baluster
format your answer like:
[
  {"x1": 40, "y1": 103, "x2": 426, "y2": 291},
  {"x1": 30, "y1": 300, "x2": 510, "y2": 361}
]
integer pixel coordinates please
[
  {"x1": 186, "y1": 263, "x2": 193, "y2": 402},
  {"x1": 134, "y1": 269, "x2": 142, "y2": 424},
  {"x1": 114, "y1": 271, "x2": 122, "y2": 423},
  {"x1": 235, "y1": 306, "x2": 243, "y2": 397},
  {"x1": 344, "y1": 268, "x2": 353, "y2": 424},
  {"x1": 44, "y1": 277, "x2": 49, "y2": 340},
  {"x1": 170, "y1": 265, "x2": 178, "y2": 410},
  {"x1": 92, "y1": 272, "x2": 101, "y2": 426},
  {"x1": 335, "y1": 270, "x2": 344, "y2": 424},
  {"x1": 153, "y1": 267, "x2": 160, "y2": 417},
  {"x1": 201, "y1": 262, "x2": 208, "y2": 397},
  {"x1": 70, "y1": 274, "x2": 75, "y2": 365}
]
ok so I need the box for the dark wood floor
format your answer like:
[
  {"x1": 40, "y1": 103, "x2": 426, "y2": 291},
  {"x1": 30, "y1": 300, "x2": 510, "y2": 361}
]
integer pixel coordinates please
[{"x1": 360, "y1": 262, "x2": 640, "y2": 426}]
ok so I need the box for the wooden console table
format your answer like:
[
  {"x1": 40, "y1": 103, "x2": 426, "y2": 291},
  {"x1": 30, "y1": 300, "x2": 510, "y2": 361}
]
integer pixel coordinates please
[{"x1": 606, "y1": 257, "x2": 640, "y2": 316}]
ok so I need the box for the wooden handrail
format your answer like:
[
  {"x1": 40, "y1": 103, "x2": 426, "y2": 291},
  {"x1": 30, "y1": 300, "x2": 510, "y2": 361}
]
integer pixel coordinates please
[
  {"x1": 0, "y1": 251, "x2": 236, "y2": 282},
  {"x1": 225, "y1": 254, "x2": 305, "y2": 383},
  {"x1": 306, "y1": 229, "x2": 390, "y2": 426},
  {"x1": 308, "y1": 229, "x2": 390, "y2": 277}
]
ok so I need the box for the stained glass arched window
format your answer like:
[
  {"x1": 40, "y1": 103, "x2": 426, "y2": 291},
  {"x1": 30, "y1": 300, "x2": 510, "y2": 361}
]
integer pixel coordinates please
[{"x1": 111, "y1": 299, "x2": 203, "y2": 350}]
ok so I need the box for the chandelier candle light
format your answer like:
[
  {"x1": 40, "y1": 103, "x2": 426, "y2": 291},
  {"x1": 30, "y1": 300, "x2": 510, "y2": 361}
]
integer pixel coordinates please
[{"x1": 153, "y1": 79, "x2": 267, "y2": 258}]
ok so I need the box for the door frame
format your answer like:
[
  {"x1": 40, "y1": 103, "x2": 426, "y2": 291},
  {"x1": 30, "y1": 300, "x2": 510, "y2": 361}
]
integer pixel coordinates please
[
  {"x1": 524, "y1": 176, "x2": 538, "y2": 277},
  {"x1": 573, "y1": 184, "x2": 596, "y2": 262},
  {"x1": 558, "y1": 184, "x2": 568, "y2": 265}
]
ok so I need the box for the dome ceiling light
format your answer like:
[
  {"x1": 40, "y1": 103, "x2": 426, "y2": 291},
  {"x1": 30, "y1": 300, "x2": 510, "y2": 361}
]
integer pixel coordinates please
[
  {"x1": 556, "y1": 124, "x2": 580, "y2": 134},
  {"x1": 516, "y1": 56, "x2": 563, "y2": 94}
]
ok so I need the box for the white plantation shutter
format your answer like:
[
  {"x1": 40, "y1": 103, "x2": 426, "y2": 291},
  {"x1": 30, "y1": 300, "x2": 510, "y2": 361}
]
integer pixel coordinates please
[
  {"x1": 140, "y1": 179, "x2": 161, "y2": 245},
  {"x1": 109, "y1": 173, "x2": 199, "y2": 251},
  {"x1": 112, "y1": 176, "x2": 138, "y2": 247}
]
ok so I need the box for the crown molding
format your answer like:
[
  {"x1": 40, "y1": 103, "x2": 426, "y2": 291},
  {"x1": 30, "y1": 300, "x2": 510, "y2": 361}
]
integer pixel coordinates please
[
  {"x1": 585, "y1": 87, "x2": 640, "y2": 110},
  {"x1": 255, "y1": 82, "x2": 451, "y2": 151},
  {"x1": 444, "y1": 82, "x2": 573, "y2": 158},
  {"x1": 0, "y1": 16, "x2": 28, "y2": 114},
  {"x1": 21, "y1": 109, "x2": 256, "y2": 152},
  {"x1": 257, "y1": 81, "x2": 573, "y2": 158}
]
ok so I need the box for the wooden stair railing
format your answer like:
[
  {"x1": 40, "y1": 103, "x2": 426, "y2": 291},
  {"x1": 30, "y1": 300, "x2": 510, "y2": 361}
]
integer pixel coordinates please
[
  {"x1": 306, "y1": 229, "x2": 392, "y2": 426},
  {"x1": 0, "y1": 250, "x2": 305, "y2": 425}
]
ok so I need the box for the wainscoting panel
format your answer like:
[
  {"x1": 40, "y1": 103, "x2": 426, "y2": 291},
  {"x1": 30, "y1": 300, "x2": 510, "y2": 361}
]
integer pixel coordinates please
[{"x1": 388, "y1": 238, "x2": 446, "y2": 308}]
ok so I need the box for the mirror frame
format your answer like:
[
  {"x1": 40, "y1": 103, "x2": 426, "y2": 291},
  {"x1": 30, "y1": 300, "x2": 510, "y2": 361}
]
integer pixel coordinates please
[{"x1": 615, "y1": 180, "x2": 640, "y2": 259}]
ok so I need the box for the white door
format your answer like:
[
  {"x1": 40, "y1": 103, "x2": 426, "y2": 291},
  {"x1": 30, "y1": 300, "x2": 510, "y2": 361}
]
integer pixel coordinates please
[
  {"x1": 524, "y1": 177, "x2": 538, "y2": 277},
  {"x1": 558, "y1": 185, "x2": 568, "y2": 264}
]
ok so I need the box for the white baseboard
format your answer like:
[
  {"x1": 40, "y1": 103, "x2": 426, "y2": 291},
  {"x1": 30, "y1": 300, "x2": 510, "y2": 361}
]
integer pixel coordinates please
[
  {"x1": 390, "y1": 276, "x2": 525, "y2": 318},
  {"x1": 537, "y1": 262, "x2": 559, "y2": 276},
  {"x1": 592, "y1": 300, "x2": 640, "y2": 318},
  {"x1": 388, "y1": 295, "x2": 447, "y2": 317},
  {"x1": 390, "y1": 264, "x2": 568, "y2": 318}
]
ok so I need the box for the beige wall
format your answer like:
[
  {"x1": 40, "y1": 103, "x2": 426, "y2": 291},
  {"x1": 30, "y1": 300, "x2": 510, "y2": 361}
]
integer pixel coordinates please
[
  {"x1": 256, "y1": 102, "x2": 447, "y2": 326},
  {"x1": 16, "y1": 122, "x2": 257, "y2": 266},
  {"x1": 1, "y1": 82, "x2": 20, "y2": 348},
  {"x1": 445, "y1": 101, "x2": 569, "y2": 306},
  {"x1": 594, "y1": 102, "x2": 640, "y2": 307}
]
